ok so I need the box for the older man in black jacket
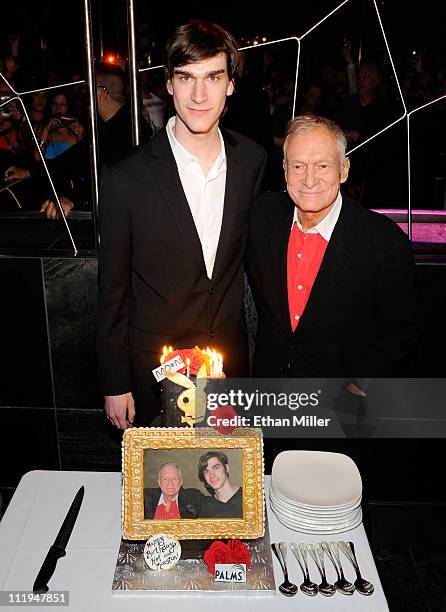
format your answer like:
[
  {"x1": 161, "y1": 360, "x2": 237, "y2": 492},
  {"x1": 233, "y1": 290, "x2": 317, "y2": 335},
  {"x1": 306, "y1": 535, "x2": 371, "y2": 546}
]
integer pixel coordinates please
[
  {"x1": 144, "y1": 463, "x2": 202, "y2": 520},
  {"x1": 246, "y1": 115, "x2": 420, "y2": 381}
]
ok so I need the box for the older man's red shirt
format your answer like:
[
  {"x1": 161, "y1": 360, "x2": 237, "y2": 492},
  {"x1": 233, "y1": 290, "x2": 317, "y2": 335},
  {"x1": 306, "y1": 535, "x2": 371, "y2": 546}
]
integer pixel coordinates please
[{"x1": 287, "y1": 224, "x2": 328, "y2": 331}]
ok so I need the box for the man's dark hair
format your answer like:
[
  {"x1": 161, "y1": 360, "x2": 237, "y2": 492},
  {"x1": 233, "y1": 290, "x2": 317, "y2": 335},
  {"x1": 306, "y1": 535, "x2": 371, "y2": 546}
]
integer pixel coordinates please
[
  {"x1": 164, "y1": 20, "x2": 239, "y2": 81},
  {"x1": 198, "y1": 451, "x2": 229, "y2": 497},
  {"x1": 95, "y1": 62, "x2": 126, "y2": 103}
]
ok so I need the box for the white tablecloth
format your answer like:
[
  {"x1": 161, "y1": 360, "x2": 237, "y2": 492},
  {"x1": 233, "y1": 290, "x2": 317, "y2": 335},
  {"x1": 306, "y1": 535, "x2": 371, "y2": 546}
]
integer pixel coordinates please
[{"x1": 0, "y1": 470, "x2": 389, "y2": 611}]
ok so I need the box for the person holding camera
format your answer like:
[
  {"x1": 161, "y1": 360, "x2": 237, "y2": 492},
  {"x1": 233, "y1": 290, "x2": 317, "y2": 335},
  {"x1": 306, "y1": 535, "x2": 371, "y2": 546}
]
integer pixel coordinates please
[
  {"x1": 36, "y1": 64, "x2": 152, "y2": 220},
  {"x1": 2, "y1": 90, "x2": 85, "y2": 217},
  {"x1": 36, "y1": 91, "x2": 84, "y2": 161},
  {"x1": 36, "y1": 92, "x2": 84, "y2": 217}
]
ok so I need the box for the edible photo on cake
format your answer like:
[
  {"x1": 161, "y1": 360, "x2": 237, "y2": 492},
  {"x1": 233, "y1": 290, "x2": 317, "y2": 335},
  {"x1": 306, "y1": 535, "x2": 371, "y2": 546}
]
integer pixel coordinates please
[{"x1": 143, "y1": 448, "x2": 243, "y2": 520}]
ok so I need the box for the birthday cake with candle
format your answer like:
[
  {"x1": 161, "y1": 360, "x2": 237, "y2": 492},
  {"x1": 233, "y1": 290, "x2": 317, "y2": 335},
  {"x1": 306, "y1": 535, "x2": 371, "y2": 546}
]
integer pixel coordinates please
[{"x1": 159, "y1": 347, "x2": 226, "y2": 428}]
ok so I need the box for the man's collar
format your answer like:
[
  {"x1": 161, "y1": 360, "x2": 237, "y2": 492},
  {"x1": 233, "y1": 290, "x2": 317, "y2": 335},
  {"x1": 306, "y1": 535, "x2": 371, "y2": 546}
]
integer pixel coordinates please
[
  {"x1": 293, "y1": 192, "x2": 343, "y2": 241},
  {"x1": 158, "y1": 491, "x2": 179, "y2": 505},
  {"x1": 166, "y1": 116, "x2": 226, "y2": 172}
]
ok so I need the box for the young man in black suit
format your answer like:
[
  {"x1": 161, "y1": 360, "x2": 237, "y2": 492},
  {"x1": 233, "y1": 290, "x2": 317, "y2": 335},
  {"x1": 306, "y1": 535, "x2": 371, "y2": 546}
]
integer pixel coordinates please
[
  {"x1": 97, "y1": 21, "x2": 266, "y2": 428},
  {"x1": 247, "y1": 115, "x2": 420, "y2": 382}
]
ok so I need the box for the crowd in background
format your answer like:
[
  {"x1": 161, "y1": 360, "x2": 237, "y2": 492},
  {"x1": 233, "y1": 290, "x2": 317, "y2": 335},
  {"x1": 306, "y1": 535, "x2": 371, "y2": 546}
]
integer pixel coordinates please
[{"x1": 1, "y1": 25, "x2": 446, "y2": 216}]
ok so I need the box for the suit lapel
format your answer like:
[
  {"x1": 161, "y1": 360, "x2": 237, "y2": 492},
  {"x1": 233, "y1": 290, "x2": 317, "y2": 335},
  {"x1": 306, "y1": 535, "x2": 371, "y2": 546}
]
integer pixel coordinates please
[
  {"x1": 212, "y1": 132, "x2": 241, "y2": 281},
  {"x1": 147, "y1": 130, "x2": 207, "y2": 273},
  {"x1": 297, "y1": 196, "x2": 358, "y2": 329},
  {"x1": 302, "y1": 239, "x2": 351, "y2": 317}
]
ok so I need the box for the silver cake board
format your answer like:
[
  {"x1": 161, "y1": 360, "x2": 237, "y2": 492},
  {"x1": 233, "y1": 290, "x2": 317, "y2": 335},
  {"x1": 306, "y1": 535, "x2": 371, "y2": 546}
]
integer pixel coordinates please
[{"x1": 112, "y1": 514, "x2": 276, "y2": 597}]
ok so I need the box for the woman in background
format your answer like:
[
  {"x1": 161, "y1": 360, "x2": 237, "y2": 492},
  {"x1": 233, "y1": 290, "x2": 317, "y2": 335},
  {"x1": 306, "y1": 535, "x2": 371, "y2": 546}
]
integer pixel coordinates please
[{"x1": 36, "y1": 91, "x2": 84, "y2": 160}]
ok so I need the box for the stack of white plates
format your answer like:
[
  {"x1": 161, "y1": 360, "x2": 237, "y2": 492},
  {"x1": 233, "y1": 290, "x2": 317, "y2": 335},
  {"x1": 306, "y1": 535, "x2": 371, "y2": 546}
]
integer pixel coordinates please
[{"x1": 270, "y1": 450, "x2": 363, "y2": 535}]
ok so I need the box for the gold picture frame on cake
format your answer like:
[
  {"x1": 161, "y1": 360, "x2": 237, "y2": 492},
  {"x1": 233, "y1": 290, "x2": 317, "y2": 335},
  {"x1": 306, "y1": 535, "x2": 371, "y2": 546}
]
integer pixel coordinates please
[{"x1": 122, "y1": 427, "x2": 264, "y2": 540}]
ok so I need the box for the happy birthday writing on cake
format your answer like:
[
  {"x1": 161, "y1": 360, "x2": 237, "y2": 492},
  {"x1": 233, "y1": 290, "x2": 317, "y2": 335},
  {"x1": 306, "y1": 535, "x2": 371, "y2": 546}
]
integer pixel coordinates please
[{"x1": 144, "y1": 534, "x2": 181, "y2": 571}]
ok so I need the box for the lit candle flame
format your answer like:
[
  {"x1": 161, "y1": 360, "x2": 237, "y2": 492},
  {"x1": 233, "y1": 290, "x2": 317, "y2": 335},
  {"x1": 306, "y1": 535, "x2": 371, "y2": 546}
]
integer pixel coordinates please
[
  {"x1": 201, "y1": 347, "x2": 223, "y2": 378},
  {"x1": 160, "y1": 345, "x2": 167, "y2": 365},
  {"x1": 160, "y1": 345, "x2": 223, "y2": 377},
  {"x1": 160, "y1": 345, "x2": 174, "y2": 364}
]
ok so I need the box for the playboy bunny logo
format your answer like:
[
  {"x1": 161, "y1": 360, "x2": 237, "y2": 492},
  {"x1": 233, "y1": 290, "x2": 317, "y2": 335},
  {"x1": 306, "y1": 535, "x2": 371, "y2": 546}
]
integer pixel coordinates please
[{"x1": 164, "y1": 363, "x2": 207, "y2": 427}]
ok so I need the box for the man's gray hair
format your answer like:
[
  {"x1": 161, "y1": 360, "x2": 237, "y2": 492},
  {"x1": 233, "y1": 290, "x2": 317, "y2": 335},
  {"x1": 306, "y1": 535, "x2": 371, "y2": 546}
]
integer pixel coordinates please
[
  {"x1": 158, "y1": 462, "x2": 182, "y2": 481},
  {"x1": 284, "y1": 115, "x2": 348, "y2": 166}
]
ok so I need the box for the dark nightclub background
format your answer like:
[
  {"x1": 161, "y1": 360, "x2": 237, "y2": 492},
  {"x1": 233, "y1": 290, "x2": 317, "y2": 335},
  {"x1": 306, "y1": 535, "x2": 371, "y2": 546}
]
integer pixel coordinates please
[{"x1": 1, "y1": 0, "x2": 446, "y2": 88}]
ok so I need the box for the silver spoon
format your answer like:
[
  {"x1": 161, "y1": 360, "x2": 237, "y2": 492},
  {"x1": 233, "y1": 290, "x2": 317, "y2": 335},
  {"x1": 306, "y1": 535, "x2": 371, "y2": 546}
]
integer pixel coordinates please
[
  {"x1": 289, "y1": 543, "x2": 318, "y2": 596},
  {"x1": 298, "y1": 542, "x2": 318, "y2": 594},
  {"x1": 271, "y1": 543, "x2": 298, "y2": 596},
  {"x1": 322, "y1": 541, "x2": 355, "y2": 595},
  {"x1": 337, "y1": 541, "x2": 374, "y2": 595},
  {"x1": 306, "y1": 544, "x2": 336, "y2": 596}
]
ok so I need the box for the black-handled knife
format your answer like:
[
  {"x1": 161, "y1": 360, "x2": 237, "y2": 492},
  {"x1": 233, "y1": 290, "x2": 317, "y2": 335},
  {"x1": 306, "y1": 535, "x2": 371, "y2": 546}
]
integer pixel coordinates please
[{"x1": 33, "y1": 485, "x2": 85, "y2": 593}]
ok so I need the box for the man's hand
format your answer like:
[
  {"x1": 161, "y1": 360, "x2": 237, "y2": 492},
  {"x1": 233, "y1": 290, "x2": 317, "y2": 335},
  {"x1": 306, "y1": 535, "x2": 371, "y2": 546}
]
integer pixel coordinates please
[
  {"x1": 40, "y1": 196, "x2": 74, "y2": 220},
  {"x1": 105, "y1": 392, "x2": 136, "y2": 429},
  {"x1": 4, "y1": 165, "x2": 31, "y2": 182}
]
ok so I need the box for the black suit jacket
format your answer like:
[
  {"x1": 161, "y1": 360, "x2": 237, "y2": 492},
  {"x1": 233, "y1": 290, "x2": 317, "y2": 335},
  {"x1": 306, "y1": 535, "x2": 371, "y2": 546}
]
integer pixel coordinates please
[
  {"x1": 144, "y1": 487, "x2": 202, "y2": 519},
  {"x1": 96, "y1": 127, "x2": 266, "y2": 414},
  {"x1": 246, "y1": 192, "x2": 421, "y2": 378}
]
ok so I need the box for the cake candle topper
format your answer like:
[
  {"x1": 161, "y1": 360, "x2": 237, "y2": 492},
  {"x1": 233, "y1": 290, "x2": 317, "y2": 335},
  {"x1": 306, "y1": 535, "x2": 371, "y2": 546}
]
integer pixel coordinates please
[
  {"x1": 160, "y1": 345, "x2": 174, "y2": 365},
  {"x1": 159, "y1": 346, "x2": 224, "y2": 379}
]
